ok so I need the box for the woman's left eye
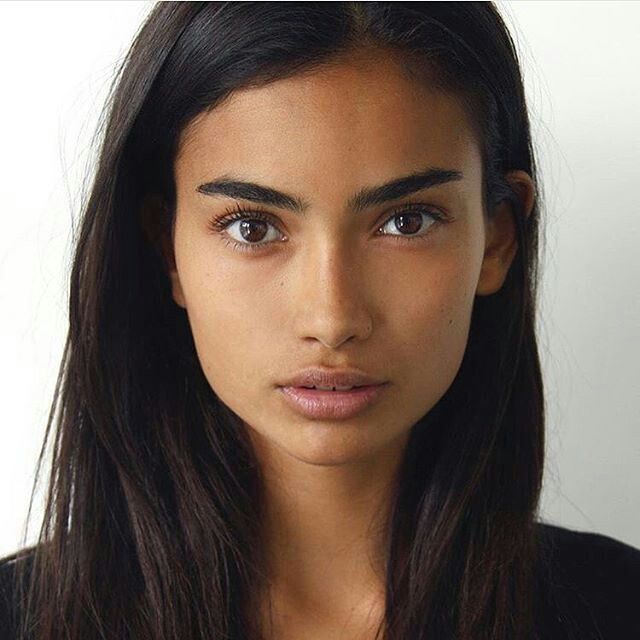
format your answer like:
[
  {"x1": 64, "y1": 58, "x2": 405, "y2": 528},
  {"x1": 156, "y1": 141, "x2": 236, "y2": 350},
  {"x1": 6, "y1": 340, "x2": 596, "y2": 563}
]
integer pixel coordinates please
[
  {"x1": 207, "y1": 202, "x2": 448, "y2": 253},
  {"x1": 377, "y1": 206, "x2": 445, "y2": 239}
]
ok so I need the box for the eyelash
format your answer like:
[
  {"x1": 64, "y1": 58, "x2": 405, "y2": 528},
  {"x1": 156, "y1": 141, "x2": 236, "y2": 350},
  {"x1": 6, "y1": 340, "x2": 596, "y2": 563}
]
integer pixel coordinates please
[{"x1": 206, "y1": 201, "x2": 449, "y2": 254}]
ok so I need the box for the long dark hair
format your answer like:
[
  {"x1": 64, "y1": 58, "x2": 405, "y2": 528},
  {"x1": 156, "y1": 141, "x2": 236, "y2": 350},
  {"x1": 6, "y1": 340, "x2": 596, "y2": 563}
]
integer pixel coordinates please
[{"x1": 5, "y1": 2, "x2": 548, "y2": 638}]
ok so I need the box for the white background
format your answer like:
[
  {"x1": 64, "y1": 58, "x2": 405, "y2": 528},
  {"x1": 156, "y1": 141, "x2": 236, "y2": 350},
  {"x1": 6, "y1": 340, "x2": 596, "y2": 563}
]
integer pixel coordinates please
[{"x1": 0, "y1": 1, "x2": 638, "y2": 557}]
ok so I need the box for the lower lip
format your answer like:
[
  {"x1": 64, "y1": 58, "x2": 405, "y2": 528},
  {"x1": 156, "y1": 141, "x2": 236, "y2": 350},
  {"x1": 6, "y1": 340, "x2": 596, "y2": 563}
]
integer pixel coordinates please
[{"x1": 278, "y1": 384, "x2": 388, "y2": 420}]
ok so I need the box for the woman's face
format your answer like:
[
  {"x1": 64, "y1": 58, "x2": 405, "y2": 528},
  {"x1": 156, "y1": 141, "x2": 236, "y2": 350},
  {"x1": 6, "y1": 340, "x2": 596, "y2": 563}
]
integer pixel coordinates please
[{"x1": 164, "y1": 54, "x2": 515, "y2": 466}]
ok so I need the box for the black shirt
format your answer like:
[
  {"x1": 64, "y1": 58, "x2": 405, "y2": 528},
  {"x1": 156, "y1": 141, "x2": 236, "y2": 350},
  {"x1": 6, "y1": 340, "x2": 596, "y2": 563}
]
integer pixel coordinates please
[
  {"x1": 1, "y1": 521, "x2": 639, "y2": 639},
  {"x1": 533, "y1": 522, "x2": 640, "y2": 638}
]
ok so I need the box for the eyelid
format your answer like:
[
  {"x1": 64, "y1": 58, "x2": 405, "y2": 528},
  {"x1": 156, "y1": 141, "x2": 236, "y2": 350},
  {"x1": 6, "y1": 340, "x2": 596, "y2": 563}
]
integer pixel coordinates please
[{"x1": 214, "y1": 199, "x2": 449, "y2": 226}]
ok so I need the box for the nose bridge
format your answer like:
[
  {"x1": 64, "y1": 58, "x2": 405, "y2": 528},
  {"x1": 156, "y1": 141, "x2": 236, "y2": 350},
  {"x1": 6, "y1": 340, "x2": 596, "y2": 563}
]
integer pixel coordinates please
[{"x1": 294, "y1": 237, "x2": 373, "y2": 346}]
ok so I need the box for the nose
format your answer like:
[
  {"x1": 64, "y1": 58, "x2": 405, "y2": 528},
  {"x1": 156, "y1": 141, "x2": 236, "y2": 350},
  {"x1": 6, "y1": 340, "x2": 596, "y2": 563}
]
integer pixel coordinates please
[{"x1": 292, "y1": 241, "x2": 374, "y2": 349}]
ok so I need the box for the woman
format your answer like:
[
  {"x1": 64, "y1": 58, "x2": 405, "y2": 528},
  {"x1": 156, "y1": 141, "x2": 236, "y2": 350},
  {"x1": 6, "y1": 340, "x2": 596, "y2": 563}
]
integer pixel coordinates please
[{"x1": 1, "y1": 2, "x2": 638, "y2": 639}]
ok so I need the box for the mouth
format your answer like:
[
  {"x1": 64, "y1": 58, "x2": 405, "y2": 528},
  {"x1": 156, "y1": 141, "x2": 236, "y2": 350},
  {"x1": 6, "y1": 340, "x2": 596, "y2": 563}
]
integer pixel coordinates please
[
  {"x1": 295, "y1": 384, "x2": 369, "y2": 391},
  {"x1": 277, "y1": 383, "x2": 389, "y2": 420}
]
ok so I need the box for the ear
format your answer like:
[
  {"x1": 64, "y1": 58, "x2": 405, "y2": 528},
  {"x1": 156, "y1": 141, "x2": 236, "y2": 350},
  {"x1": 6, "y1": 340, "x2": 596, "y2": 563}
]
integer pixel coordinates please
[
  {"x1": 475, "y1": 170, "x2": 536, "y2": 296},
  {"x1": 139, "y1": 194, "x2": 186, "y2": 308}
]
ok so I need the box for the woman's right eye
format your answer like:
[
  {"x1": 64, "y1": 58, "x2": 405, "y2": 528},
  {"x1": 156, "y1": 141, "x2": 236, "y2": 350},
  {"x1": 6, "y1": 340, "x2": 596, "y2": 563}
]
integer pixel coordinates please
[
  {"x1": 223, "y1": 217, "x2": 281, "y2": 244},
  {"x1": 206, "y1": 207, "x2": 284, "y2": 253}
]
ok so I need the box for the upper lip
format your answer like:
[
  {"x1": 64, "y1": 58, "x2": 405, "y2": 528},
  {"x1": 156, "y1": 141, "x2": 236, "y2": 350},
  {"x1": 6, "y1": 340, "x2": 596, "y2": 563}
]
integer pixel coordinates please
[{"x1": 279, "y1": 367, "x2": 387, "y2": 388}]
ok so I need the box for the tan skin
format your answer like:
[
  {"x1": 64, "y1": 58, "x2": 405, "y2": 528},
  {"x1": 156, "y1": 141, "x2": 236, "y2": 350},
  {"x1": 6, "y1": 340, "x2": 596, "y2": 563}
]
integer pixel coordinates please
[{"x1": 142, "y1": 50, "x2": 535, "y2": 639}]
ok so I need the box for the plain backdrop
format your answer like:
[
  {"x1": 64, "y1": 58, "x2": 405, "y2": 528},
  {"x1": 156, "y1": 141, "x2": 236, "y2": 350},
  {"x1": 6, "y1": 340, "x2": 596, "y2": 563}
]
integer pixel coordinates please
[{"x1": 0, "y1": 1, "x2": 638, "y2": 557}]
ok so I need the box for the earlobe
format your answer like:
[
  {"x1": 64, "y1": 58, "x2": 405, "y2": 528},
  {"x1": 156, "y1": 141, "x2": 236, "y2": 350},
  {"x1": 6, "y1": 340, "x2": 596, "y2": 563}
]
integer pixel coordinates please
[
  {"x1": 139, "y1": 194, "x2": 187, "y2": 309},
  {"x1": 475, "y1": 170, "x2": 535, "y2": 296},
  {"x1": 168, "y1": 270, "x2": 187, "y2": 309}
]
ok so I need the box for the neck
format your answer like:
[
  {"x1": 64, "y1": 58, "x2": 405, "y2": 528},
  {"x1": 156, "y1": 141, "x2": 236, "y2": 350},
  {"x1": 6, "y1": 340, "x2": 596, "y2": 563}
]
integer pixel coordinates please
[{"x1": 248, "y1": 429, "x2": 410, "y2": 623}]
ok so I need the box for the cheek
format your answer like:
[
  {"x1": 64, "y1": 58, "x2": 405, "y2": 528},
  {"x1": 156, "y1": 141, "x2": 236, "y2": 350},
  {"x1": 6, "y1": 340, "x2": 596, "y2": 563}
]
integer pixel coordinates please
[
  {"x1": 173, "y1": 233, "x2": 280, "y2": 401},
  {"x1": 390, "y1": 245, "x2": 481, "y2": 398}
]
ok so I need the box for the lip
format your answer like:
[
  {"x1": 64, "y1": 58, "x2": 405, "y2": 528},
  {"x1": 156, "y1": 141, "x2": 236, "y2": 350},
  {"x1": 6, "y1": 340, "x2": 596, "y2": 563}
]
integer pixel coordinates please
[
  {"x1": 279, "y1": 366, "x2": 386, "y2": 389},
  {"x1": 278, "y1": 383, "x2": 389, "y2": 420}
]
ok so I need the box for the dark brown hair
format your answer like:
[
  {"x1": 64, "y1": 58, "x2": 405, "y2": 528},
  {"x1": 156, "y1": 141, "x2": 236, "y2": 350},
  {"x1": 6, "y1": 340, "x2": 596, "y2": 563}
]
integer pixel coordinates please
[{"x1": 4, "y1": 2, "x2": 551, "y2": 638}]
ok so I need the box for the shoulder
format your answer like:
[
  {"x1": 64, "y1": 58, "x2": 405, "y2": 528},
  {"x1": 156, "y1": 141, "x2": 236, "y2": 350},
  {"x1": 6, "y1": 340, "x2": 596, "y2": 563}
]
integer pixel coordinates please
[
  {"x1": 534, "y1": 520, "x2": 640, "y2": 639},
  {"x1": 0, "y1": 547, "x2": 36, "y2": 640}
]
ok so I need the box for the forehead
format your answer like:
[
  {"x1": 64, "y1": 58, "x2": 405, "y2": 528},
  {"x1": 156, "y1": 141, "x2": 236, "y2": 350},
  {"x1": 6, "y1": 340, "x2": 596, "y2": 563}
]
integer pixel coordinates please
[{"x1": 175, "y1": 56, "x2": 481, "y2": 195}]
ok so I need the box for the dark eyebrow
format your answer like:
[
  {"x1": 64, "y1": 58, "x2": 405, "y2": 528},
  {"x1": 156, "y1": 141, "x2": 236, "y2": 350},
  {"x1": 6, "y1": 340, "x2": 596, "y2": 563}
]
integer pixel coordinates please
[{"x1": 195, "y1": 166, "x2": 464, "y2": 215}]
